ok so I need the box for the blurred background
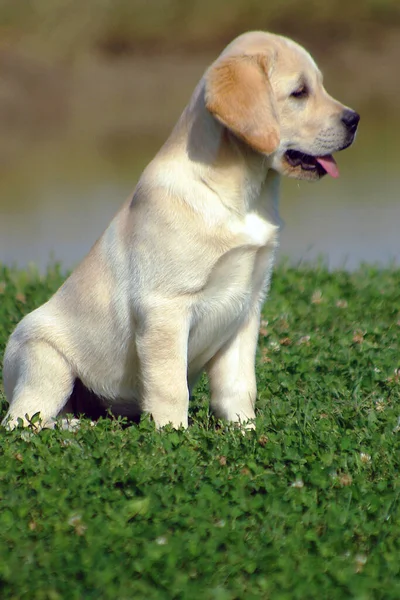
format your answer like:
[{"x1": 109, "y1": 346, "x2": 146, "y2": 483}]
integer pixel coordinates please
[{"x1": 0, "y1": 0, "x2": 398, "y2": 271}]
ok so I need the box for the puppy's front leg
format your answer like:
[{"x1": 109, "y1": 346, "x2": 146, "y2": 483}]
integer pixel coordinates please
[
  {"x1": 136, "y1": 304, "x2": 189, "y2": 428},
  {"x1": 206, "y1": 308, "x2": 261, "y2": 427}
]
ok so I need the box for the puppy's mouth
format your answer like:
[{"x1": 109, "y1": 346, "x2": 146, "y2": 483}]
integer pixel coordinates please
[{"x1": 285, "y1": 150, "x2": 339, "y2": 178}]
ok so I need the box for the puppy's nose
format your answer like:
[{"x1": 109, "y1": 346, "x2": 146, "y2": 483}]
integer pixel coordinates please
[{"x1": 341, "y1": 109, "x2": 360, "y2": 133}]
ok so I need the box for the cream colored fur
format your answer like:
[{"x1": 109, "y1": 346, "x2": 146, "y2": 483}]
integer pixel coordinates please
[{"x1": 2, "y1": 31, "x2": 358, "y2": 429}]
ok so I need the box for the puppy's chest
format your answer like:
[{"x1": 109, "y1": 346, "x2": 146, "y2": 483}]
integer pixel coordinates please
[
  {"x1": 207, "y1": 211, "x2": 278, "y2": 308},
  {"x1": 234, "y1": 211, "x2": 278, "y2": 246},
  {"x1": 188, "y1": 213, "x2": 278, "y2": 360}
]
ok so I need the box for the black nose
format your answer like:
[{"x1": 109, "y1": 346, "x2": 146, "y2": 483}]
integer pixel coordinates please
[{"x1": 341, "y1": 109, "x2": 360, "y2": 133}]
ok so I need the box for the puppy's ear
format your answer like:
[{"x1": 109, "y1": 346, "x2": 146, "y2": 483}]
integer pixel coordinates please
[{"x1": 205, "y1": 54, "x2": 280, "y2": 155}]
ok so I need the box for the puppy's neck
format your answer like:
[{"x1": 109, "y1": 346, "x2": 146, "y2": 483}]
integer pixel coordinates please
[{"x1": 167, "y1": 83, "x2": 274, "y2": 214}]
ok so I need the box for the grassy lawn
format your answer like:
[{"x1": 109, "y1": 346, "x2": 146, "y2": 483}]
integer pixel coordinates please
[{"x1": 0, "y1": 263, "x2": 399, "y2": 599}]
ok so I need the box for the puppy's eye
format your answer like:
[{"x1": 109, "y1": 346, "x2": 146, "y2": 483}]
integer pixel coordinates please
[{"x1": 291, "y1": 86, "x2": 308, "y2": 99}]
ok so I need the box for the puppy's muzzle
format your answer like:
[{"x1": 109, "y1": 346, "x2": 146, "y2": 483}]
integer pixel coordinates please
[
  {"x1": 339, "y1": 109, "x2": 360, "y2": 150},
  {"x1": 341, "y1": 109, "x2": 360, "y2": 135}
]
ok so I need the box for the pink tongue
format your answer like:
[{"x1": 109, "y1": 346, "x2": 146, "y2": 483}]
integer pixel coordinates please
[{"x1": 316, "y1": 155, "x2": 339, "y2": 178}]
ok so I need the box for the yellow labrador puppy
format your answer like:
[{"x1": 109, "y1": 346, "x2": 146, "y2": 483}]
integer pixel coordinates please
[{"x1": 2, "y1": 31, "x2": 359, "y2": 429}]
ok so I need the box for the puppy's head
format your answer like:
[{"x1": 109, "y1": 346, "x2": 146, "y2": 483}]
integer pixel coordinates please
[{"x1": 205, "y1": 32, "x2": 360, "y2": 181}]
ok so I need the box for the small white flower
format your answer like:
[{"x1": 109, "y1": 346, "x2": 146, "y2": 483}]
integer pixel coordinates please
[
  {"x1": 311, "y1": 290, "x2": 323, "y2": 304},
  {"x1": 155, "y1": 536, "x2": 168, "y2": 545},
  {"x1": 68, "y1": 514, "x2": 83, "y2": 527},
  {"x1": 355, "y1": 554, "x2": 367, "y2": 572},
  {"x1": 215, "y1": 520, "x2": 226, "y2": 528},
  {"x1": 61, "y1": 439, "x2": 73, "y2": 447},
  {"x1": 269, "y1": 341, "x2": 280, "y2": 352},
  {"x1": 291, "y1": 479, "x2": 304, "y2": 488},
  {"x1": 68, "y1": 513, "x2": 87, "y2": 535},
  {"x1": 59, "y1": 418, "x2": 81, "y2": 432},
  {"x1": 336, "y1": 299, "x2": 348, "y2": 308},
  {"x1": 360, "y1": 453, "x2": 371, "y2": 464}
]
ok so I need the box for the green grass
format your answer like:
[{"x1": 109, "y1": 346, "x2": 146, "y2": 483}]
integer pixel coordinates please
[{"x1": 0, "y1": 263, "x2": 400, "y2": 599}]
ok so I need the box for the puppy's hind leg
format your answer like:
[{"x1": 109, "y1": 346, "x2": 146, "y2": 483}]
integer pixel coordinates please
[{"x1": 2, "y1": 337, "x2": 74, "y2": 429}]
